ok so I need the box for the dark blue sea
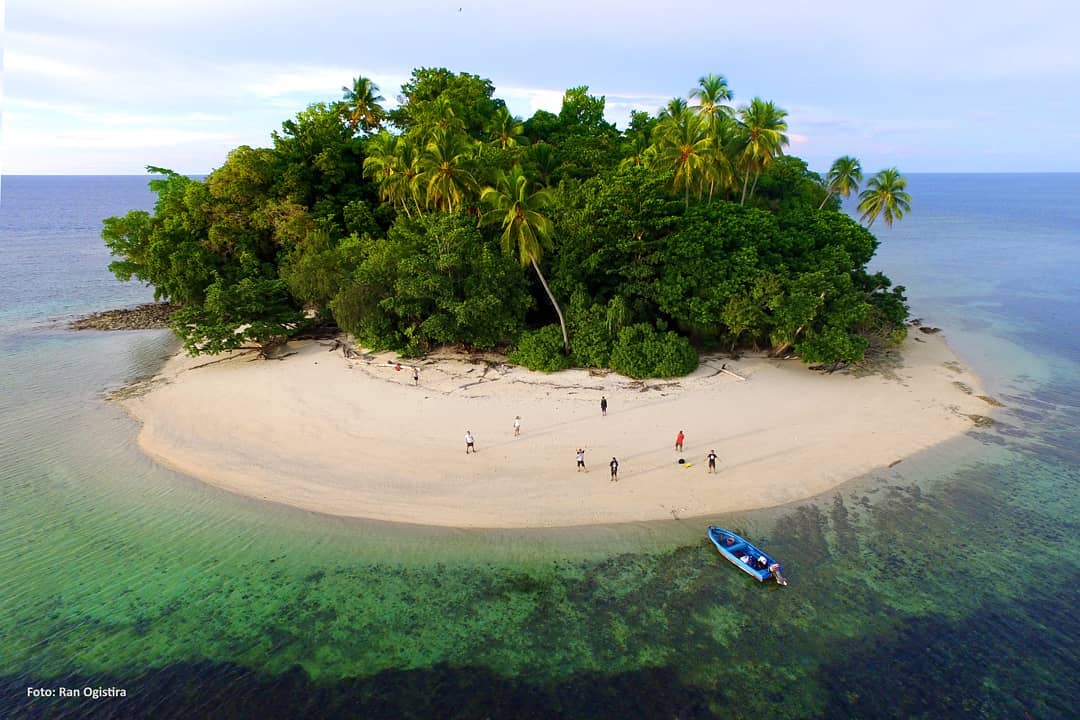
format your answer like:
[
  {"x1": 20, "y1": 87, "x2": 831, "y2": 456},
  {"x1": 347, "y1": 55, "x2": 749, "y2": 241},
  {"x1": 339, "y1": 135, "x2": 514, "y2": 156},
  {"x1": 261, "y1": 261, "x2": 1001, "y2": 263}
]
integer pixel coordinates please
[{"x1": 0, "y1": 174, "x2": 1077, "y2": 718}]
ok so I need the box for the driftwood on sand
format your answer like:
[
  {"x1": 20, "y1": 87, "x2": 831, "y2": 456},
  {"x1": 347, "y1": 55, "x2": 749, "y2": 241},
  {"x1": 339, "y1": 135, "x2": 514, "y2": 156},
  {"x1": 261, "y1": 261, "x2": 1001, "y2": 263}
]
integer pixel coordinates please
[{"x1": 718, "y1": 364, "x2": 746, "y2": 381}]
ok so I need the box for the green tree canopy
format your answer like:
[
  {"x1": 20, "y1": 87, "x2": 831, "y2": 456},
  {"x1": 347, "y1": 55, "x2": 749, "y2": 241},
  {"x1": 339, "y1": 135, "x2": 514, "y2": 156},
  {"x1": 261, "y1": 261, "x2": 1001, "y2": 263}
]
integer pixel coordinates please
[
  {"x1": 102, "y1": 69, "x2": 912, "y2": 373},
  {"x1": 389, "y1": 67, "x2": 505, "y2": 139}
]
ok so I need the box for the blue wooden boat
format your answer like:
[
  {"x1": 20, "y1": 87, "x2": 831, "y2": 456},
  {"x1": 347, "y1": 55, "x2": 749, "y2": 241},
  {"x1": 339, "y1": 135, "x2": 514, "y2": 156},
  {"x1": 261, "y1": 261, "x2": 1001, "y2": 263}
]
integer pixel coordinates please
[{"x1": 707, "y1": 526, "x2": 788, "y2": 586}]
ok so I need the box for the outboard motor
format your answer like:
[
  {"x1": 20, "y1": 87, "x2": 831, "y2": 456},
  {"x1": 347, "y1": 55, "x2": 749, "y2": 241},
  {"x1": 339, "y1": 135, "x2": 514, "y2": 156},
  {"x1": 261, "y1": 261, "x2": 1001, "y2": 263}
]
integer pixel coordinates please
[{"x1": 769, "y1": 564, "x2": 788, "y2": 586}]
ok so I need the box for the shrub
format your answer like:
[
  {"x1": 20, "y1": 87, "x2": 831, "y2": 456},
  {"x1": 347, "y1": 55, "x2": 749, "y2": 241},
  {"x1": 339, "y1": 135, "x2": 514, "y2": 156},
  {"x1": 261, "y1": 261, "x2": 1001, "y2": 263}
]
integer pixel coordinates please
[
  {"x1": 329, "y1": 281, "x2": 398, "y2": 350},
  {"x1": 567, "y1": 292, "x2": 613, "y2": 369},
  {"x1": 609, "y1": 323, "x2": 698, "y2": 378},
  {"x1": 509, "y1": 325, "x2": 571, "y2": 372},
  {"x1": 796, "y1": 325, "x2": 869, "y2": 364}
]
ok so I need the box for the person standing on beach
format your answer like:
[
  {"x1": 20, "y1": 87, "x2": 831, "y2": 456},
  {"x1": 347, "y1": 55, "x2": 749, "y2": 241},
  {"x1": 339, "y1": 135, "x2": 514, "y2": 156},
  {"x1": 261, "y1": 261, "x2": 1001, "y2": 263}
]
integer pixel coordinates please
[
  {"x1": 707, "y1": 449, "x2": 718, "y2": 473},
  {"x1": 413, "y1": 367, "x2": 419, "y2": 385},
  {"x1": 465, "y1": 430, "x2": 476, "y2": 454},
  {"x1": 514, "y1": 415, "x2": 521, "y2": 436},
  {"x1": 576, "y1": 448, "x2": 587, "y2": 472},
  {"x1": 675, "y1": 430, "x2": 685, "y2": 452},
  {"x1": 600, "y1": 396, "x2": 608, "y2": 416},
  {"x1": 610, "y1": 457, "x2": 619, "y2": 481}
]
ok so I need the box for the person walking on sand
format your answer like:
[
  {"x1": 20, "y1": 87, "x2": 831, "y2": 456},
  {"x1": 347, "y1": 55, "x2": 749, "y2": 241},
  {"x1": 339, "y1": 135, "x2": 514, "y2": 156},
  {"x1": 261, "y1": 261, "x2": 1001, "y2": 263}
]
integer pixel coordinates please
[
  {"x1": 413, "y1": 367, "x2": 419, "y2": 385},
  {"x1": 675, "y1": 430, "x2": 685, "y2": 452},
  {"x1": 465, "y1": 430, "x2": 476, "y2": 454},
  {"x1": 707, "y1": 449, "x2": 718, "y2": 473},
  {"x1": 514, "y1": 415, "x2": 521, "y2": 436},
  {"x1": 610, "y1": 457, "x2": 619, "y2": 482},
  {"x1": 576, "y1": 448, "x2": 587, "y2": 472},
  {"x1": 600, "y1": 396, "x2": 608, "y2": 416}
]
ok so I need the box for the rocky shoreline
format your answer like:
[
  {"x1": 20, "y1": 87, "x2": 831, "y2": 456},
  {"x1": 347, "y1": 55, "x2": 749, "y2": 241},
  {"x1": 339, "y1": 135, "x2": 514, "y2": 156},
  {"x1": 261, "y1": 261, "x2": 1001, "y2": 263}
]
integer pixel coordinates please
[{"x1": 69, "y1": 303, "x2": 178, "y2": 331}]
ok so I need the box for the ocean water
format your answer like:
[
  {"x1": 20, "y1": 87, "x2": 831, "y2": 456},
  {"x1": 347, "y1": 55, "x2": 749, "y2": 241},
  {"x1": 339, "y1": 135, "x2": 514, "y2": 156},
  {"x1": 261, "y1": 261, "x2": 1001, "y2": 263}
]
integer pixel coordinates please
[{"x1": 0, "y1": 175, "x2": 1077, "y2": 718}]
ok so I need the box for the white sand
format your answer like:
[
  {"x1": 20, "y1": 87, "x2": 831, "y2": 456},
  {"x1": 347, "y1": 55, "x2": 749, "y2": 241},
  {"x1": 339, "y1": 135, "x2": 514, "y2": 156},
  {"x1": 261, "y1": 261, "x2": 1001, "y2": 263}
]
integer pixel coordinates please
[{"x1": 119, "y1": 331, "x2": 997, "y2": 528}]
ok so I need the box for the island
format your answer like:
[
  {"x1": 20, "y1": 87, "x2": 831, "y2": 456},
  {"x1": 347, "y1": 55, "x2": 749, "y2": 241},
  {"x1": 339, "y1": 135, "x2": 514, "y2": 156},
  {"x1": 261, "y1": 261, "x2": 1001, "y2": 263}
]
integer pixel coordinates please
[{"x1": 99, "y1": 68, "x2": 984, "y2": 526}]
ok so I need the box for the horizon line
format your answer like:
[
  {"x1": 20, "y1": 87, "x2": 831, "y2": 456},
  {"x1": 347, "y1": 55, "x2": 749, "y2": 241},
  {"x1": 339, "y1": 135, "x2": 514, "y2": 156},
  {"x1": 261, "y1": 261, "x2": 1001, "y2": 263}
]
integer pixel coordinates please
[{"x1": 4, "y1": 170, "x2": 1080, "y2": 177}]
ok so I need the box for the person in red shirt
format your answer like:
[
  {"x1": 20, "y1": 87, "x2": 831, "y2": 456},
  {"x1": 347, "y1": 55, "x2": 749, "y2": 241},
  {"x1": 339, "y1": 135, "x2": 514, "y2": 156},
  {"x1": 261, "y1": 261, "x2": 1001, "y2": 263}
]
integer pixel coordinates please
[{"x1": 675, "y1": 430, "x2": 685, "y2": 451}]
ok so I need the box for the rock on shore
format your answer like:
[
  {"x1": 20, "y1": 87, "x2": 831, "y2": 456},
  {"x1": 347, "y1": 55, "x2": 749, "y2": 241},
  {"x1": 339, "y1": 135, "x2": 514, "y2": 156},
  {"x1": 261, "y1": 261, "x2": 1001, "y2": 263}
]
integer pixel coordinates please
[{"x1": 70, "y1": 303, "x2": 178, "y2": 331}]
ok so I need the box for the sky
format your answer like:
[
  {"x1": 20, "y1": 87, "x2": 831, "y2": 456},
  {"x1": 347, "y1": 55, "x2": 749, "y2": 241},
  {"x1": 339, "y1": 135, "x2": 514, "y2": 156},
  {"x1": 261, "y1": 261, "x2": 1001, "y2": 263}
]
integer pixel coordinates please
[{"x1": 2, "y1": 0, "x2": 1078, "y2": 175}]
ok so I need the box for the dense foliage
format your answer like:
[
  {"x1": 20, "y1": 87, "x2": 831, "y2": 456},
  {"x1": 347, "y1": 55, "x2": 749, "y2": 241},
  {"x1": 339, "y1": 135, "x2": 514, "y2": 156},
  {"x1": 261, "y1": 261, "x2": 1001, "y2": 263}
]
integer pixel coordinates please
[{"x1": 104, "y1": 68, "x2": 911, "y2": 375}]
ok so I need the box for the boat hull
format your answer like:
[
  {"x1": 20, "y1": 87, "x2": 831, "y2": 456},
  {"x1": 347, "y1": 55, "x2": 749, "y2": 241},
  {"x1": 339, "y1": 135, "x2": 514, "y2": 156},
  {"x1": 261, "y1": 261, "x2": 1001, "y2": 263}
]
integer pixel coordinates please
[{"x1": 707, "y1": 526, "x2": 785, "y2": 584}]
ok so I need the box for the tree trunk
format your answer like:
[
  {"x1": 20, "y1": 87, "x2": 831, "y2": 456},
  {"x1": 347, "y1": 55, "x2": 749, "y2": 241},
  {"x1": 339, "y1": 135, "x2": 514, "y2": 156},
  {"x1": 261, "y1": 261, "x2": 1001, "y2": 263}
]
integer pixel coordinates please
[
  {"x1": 817, "y1": 190, "x2": 832, "y2": 210},
  {"x1": 770, "y1": 340, "x2": 793, "y2": 358},
  {"x1": 531, "y1": 258, "x2": 569, "y2": 354},
  {"x1": 749, "y1": 171, "x2": 760, "y2": 201},
  {"x1": 740, "y1": 172, "x2": 750, "y2": 205}
]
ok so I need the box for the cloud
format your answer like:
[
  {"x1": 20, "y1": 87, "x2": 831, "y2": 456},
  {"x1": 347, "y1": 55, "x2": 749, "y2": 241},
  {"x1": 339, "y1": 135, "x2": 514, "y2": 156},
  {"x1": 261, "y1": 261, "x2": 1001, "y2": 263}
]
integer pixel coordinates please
[
  {"x1": 495, "y1": 86, "x2": 670, "y2": 127},
  {"x1": 4, "y1": 49, "x2": 97, "y2": 80},
  {"x1": 248, "y1": 67, "x2": 410, "y2": 105},
  {"x1": 5, "y1": 114, "x2": 239, "y2": 150},
  {"x1": 5, "y1": 0, "x2": 1079, "y2": 172}
]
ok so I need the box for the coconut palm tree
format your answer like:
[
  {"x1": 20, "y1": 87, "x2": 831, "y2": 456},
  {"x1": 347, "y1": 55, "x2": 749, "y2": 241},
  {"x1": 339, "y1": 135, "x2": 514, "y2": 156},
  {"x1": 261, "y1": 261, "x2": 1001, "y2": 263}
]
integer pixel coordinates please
[
  {"x1": 736, "y1": 98, "x2": 789, "y2": 204},
  {"x1": 480, "y1": 165, "x2": 568, "y2": 353},
  {"x1": 857, "y1": 168, "x2": 912, "y2": 227},
  {"x1": 688, "y1": 74, "x2": 738, "y2": 202},
  {"x1": 488, "y1": 107, "x2": 528, "y2": 149},
  {"x1": 364, "y1": 133, "x2": 425, "y2": 216},
  {"x1": 527, "y1": 142, "x2": 560, "y2": 187},
  {"x1": 395, "y1": 138, "x2": 426, "y2": 215},
  {"x1": 413, "y1": 96, "x2": 466, "y2": 142},
  {"x1": 652, "y1": 109, "x2": 711, "y2": 207},
  {"x1": 362, "y1": 131, "x2": 404, "y2": 212},
  {"x1": 703, "y1": 139, "x2": 735, "y2": 202},
  {"x1": 619, "y1": 131, "x2": 655, "y2": 169},
  {"x1": 690, "y1": 73, "x2": 734, "y2": 128},
  {"x1": 340, "y1": 76, "x2": 385, "y2": 134},
  {"x1": 659, "y1": 97, "x2": 689, "y2": 120},
  {"x1": 818, "y1": 156, "x2": 863, "y2": 209},
  {"x1": 419, "y1": 129, "x2": 477, "y2": 213}
]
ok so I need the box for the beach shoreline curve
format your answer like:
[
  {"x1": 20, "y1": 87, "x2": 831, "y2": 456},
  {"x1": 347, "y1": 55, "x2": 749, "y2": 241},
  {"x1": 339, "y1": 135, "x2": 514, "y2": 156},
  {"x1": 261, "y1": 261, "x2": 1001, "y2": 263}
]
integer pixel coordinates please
[{"x1": 117, "y1": 331, "x2": 997, "y2": 528}]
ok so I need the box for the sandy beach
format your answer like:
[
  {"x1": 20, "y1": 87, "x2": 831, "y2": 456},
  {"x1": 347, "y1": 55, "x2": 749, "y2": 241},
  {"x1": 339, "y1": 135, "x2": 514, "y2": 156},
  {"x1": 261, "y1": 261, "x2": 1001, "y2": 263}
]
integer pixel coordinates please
[{"x1": 118, "y1": 331, "x2": 997, "y2": 528}]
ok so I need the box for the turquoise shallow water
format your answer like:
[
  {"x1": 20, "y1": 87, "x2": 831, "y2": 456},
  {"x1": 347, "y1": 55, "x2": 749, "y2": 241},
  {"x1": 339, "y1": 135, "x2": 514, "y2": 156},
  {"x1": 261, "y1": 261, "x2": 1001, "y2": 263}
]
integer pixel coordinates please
[{"x1": 1, "y1": 175, "x2": 1077, "y2": 718}]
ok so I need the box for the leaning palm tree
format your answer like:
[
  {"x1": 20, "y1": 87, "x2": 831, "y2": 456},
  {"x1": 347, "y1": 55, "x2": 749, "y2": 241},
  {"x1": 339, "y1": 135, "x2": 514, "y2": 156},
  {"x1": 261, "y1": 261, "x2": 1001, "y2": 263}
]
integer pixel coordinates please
[
  {"x1": 419, "y1": 129, "x2": 477, "y2": 214},
  {"x1": 340, "y1": 76, "x2": 385, "y2": 134},
  {"x1": 736, "y1": 98, "x2": 789, "y2": 204},
  {"x1": 857, "y1": 168, "x2": 912, "y2": 227},
  {"x1": 652, "y1": 109, "x2": 711, "y2": 207},
  {"x1": 480, "y1": 165, "x2": 568, "y2": 353},
  {"x1": 818, "y1": 156, "x2": 863, "y2": 209}
]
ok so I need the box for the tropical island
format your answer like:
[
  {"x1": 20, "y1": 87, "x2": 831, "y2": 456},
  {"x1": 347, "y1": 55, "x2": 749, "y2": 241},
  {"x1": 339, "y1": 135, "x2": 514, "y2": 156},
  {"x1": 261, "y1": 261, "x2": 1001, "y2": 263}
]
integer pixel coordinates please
[{"x1": 102, "y1": 69, "x2": 996, "y2": 527}]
